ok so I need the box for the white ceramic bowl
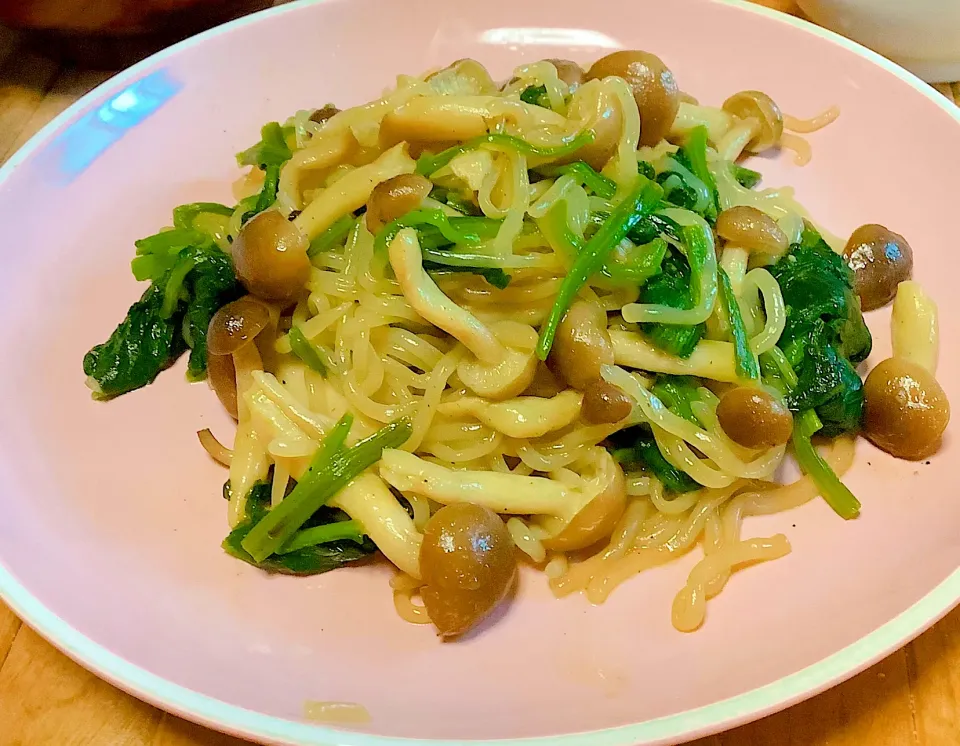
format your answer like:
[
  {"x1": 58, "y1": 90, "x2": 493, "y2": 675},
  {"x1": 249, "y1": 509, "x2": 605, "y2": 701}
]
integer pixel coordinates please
[
  {"x1": 0, "y1": 1, "x2": 958, "y2": 745},
  {"x1": 798, "y1": 0, "x2": 960, "y2": 82}
]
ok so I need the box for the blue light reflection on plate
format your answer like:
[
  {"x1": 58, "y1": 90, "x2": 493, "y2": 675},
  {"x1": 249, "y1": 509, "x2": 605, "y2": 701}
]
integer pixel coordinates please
[{"x1": 43, "y1": 69, "x2": 182, "y2": 185}]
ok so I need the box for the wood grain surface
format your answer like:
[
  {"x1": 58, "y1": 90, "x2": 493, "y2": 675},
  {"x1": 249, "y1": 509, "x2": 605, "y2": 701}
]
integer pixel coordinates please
[{"x1": 0, "y1": 3, "x2": 958, "y2": 744}]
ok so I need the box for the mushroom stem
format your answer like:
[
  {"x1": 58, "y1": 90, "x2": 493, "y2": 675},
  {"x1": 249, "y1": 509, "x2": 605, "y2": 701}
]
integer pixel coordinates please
[
  {"x1": 388, "y1": 228, "x2": 505, "y2": 364},
  {"x1": 293, "y1": 142, "x2": 416, "y2": 241}
]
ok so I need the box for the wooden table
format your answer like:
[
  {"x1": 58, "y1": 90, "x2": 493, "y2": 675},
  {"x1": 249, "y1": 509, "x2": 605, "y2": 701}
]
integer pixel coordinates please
[{"x1": 1, "y1": 3, "x2": 959, "y2": 744}]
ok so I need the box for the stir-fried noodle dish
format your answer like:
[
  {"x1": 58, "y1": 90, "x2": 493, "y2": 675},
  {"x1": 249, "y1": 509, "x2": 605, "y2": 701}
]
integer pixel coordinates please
[{"x1": 85, "y1": 53, "x2": 950, "y2": 638}]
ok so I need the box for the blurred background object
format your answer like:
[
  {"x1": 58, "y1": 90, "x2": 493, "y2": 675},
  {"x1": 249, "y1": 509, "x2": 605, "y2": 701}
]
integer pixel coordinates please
[
  {"x1": 0, "y1": 0, "x2": 273, "y2": 67},
  {"x1": 797, "y1": 0, "x2": 960, "y2": 82}
]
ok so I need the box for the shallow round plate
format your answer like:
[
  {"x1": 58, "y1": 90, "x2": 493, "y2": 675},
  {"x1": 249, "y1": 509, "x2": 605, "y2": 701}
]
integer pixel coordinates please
[{"x1": 0, "y1": 0, "x2": 958, "y2": 744}]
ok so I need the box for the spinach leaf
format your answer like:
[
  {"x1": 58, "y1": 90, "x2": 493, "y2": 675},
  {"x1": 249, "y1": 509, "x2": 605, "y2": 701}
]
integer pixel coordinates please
[
  {"x1": 222, "y1": 483, "x2": 377, "y2": 576},
  {"x1": 181, "y1": 246, "x2": 243, "y2": 379},
  {"x1": 768, "y1": 225, "x2": 872, "y2": 434},
  {"x1": 638, "y1": 248, "x2": 706, "y2": 358},
  {"x1": 609, "y1": 426, "x2": 700, "y2": 494},
  {"x1": 85, "y1": 245, "x2": 240, "y2": 397},
  {"x1": 520, "y1": 84, "x2": 549, "y2": 107},
  {"x1": 236, "y1": 122, "x2": 294, "y2": 169},
  {"x1": 83, "y1": 279, "x2": 185, "y2": 398},
  {"x1": 650, "y1": 376, "x2": 702, "y2": 425}
]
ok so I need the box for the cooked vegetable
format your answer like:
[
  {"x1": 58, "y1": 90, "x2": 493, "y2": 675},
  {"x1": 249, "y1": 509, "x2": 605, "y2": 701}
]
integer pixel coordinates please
[
  {"x1": 651, "y1": 375, "x2": 701, "y2": 425},
  {"x1": 638, "y1": 248, "x2": 706, "y2": 359},
  {"x1": 308, "y1": 214, "x2": 355, "y2": 257},
  {"x1": 207, "y1": 296, "x2": 272, "y2": 356},
  {"x1": 731, "y1": 163, "x2": 762, "y2": 189},
  {"x1": 84, "y1": 245, "x2": 240, "y2": 397},
  {"x1": 240, "y1": 415, "x2": 412, "y2": 562},
  {"x1": 862, "y1": 358, "x2": 949, "y2": 460},
  {"x1": 760, "y1": 349, "x2": 861, "y2": 519},
  {"x1": 236, "y1": 122, "x2": 293, "y2": 169},
  {"x1": 419, "y1": 503, "x2": 517, "y2": 639},
  {"x1": 717, "y1": 387, "x2": 793, "y2": 449},
  {"x1": 538, "y1": 161, "x2": 617, "y2": 198},
  {"x1": 716, "y1": 205, "x2": 788, "y2": 256},
  {"x1": 223, "y1": 482, "x2": 376, "y2": 575},
  {"x1": 610, "y1": 426, "x2": 699, "y2": 493},
  {"x1": 207, "y1": 351, "x2": 239, "y2": 418},
  {"x1": 537, "y1": 178, "x2": 663, "y2": 359},
  {"x1": 544, "y1": 58, "x2": 585, "y2": 88},
  {"x1": 549, "y1": 300, "x2": 614, "y2": 390},
  {"x1": 792, "y1": 409, "x2": 860, "y2": 519},
  {"x1": 542, "y1": 451, "x2": 627, "y2": 551},
  {"x1": 718, "y1": 267, "x2": 760, "y2": 380},
  {"x1": 365, "y1": 173, "x2": 433, "y2": 233},
  {"x1": 288, "y1": 327, "x2": 331, "y2": 376},
  {"x1": 520, "y1": 84, "x2": 550, "y2": 107},
  {"x1": 374, "y1": 209, "x2": 500, "y2": 254},
  {"x1": 232, "y1": 209, "x2": 311, "y2": 303},
  {"x1": 678, "y1": 126, "x2": 718, "y2": 221},
  {"x1": 842, "y1": 223, "x2": 913, "y2": 311},
  {"x1": 581, "y1": 378, "x2": 633, "y2": 424},
  {"x1": 768, "y1": 225, "x2": 871, "y2": 436},
  {"x1": 585, "y1": 50, "x2": 680, "y2": 146},
  {"x1": 722, "y1": 91, "x2": 783, "y2": 152},
  {"x1": 416, "y1": 131, "x2": 596, "y2": 177}
]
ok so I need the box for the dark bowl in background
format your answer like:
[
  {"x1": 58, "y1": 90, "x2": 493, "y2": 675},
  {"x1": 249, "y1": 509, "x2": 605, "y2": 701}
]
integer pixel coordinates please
[{"x1": 0, "y1": 0, "x2": 275, "y2": 68}]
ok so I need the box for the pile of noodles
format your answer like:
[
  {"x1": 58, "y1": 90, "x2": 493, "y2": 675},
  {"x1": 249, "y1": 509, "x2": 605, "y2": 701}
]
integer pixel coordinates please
[{"x1": 211, "y1": 60, "x2": 864, "y2": 632}]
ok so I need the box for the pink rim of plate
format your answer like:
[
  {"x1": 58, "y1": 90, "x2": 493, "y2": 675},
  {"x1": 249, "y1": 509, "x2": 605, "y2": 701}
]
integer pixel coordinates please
[{"x1": 0, "y1": 1, "x2": 958, "y2": 744}]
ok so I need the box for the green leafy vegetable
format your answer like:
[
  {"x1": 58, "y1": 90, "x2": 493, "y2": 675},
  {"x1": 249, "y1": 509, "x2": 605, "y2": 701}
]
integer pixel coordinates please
[
  {"x1": 537, "y1": 178, "x2": 663, "y2": 359},
  {"x1": 731, "y1": 163, "x2": 762, "y2": 189},
  {"x1": 678, "y1": 125, "x2": 719, "y2": 221},
  {"x1": 278, "y1": 519, "x2": 366, "y2": 554},
  {"x1": 604, "y1": 237, "x2": 668, "y2": 286},
  {"x1": 416, "y1": 130, "x2": 596, "y2": 176},
  {"x1": 768, "y1": 224, "x2": 871, "y2": 435},
  {"x1": 172, "y1": 202, "x2": 233, "y2": 232},
  {"x1": 423, "y1": 262, "x2": 511, "y2": 289},
  {"x1": 236, "y1": 122, "x2": 293, "y2": 169},
  {"x1": 638, "y1": 248, "x2": 706, "y2": 358},
  {"x1": 222, "y1": 483, "x2": 376, "y2": 576},
  {"x1": 650, "y1": 376, "x2": 702, "y2": 425},
  {"x1": 241, "y1": 415, "x2": 412, "y2": 562},
  {"x1": 85, "y1": 245, "x2": 240, "y2": 397},
  {"x1": 520, "y1": 84, "x2": 550, "y2": 107},
  {"x1": 288, "y1": 327, "x2": 330, "y2": 376},
  {"x1": 538, "y1": 161, "x2": 617, "y2": 198},
  {"x1": 83, "y1": 280, "x2": 183, "y2": 398},
  {"x1": 759, "y1": 350, "x2": 861, "y2": 520},
  {"x1": 637, "y1": 161, "x2": 656, "y2": 181},
  {"x1": 375, "y1": 209, "x2": 499, "y2": 253},
  {"x1": 309, "y1": 214, "x2": 355, "y2": 256},
  {"x1": 792, "y1": 409, "x2": 861, "y2": 519},
  {"x1": 718, "y1": 268, "x2": 760, "y2": 380},
  {"x1": 610, "y1": 426, "x2": 700, "y2": 494}
]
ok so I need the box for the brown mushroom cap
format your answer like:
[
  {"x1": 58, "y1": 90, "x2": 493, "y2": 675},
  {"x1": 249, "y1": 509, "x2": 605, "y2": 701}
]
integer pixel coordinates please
[
  {"x1": 842, "y1": 223, "x2": 914, "y2": 312},
  {"x1": 585, "y1": 50, "x2": 680, "y2": 146},
  {"x1": 722, "y1": 90, "x2": 784, "y2": 152}
]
